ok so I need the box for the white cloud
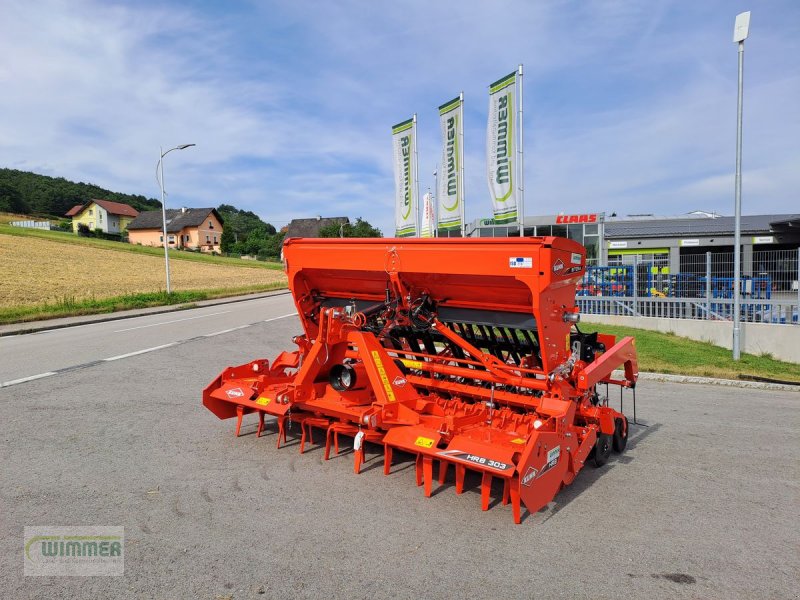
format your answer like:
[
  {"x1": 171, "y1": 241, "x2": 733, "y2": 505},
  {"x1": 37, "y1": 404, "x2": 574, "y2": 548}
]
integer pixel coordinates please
[{"x1": 0, "y1": 0, "x2": 797, "y2": 236}]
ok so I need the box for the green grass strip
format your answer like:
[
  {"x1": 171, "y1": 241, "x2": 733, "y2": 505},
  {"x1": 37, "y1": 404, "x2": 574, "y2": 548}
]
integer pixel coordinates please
[
  {"x1": 589, "y1": 322, "x2": 800, "y2": 382},
  {"x1": 0, "y1": 224, "x2": 283, "y2": 270},
  {"x1": 0, "y1": 283, "x2": 287, "y2": 325}
]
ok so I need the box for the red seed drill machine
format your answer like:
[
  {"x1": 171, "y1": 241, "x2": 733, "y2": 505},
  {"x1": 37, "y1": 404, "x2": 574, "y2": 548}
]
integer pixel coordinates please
[{"x1": 203, "y1": 237, "x2": 638, "y2": 523}]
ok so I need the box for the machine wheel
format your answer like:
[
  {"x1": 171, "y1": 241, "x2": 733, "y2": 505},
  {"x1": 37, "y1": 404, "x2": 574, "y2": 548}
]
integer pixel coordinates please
[
  {"x1": 592, "y1": 434, "x2": 612, "y2": 467},
  {"x1": 612, "y1": 417, "x2": 628, "y2": 453}
]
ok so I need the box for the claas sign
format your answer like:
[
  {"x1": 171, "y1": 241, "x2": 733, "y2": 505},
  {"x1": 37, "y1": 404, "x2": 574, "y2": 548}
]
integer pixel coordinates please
[{"x1": 556, "y1": 214, "x2": 598, "y2": 224}]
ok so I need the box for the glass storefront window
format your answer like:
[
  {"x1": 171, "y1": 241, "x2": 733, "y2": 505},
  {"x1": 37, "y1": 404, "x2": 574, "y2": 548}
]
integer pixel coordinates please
[
  {"x1": 584, "y1": 236, "x2": 599, "y2": 264},
  {"x1": 567, "y1": 224, "x2": 583, "y2": 245}
]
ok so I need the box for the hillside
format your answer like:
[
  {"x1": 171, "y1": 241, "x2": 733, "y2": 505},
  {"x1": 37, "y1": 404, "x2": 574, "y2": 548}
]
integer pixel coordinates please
[{"x1": 0, "y1": 168, "x2": 161, "y2": 216}]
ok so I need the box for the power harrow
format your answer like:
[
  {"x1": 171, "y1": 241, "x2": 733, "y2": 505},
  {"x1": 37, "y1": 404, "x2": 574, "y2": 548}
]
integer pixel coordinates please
[{"x1": 203, "y1": 237, "x2": 638, "y2": 523}]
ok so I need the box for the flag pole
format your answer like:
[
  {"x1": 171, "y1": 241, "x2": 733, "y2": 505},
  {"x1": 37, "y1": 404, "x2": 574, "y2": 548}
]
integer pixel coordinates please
[
  {"x1": 459, "y1": 91, "x2": 465, "y2": 238},
  {"x1": 413, "y1": 113, "x2": 420, "y2": 237},
  {"x1": 517, "y1": 64, "x2": 524, "y2": 237},
  {"x1": 433, "y1": 167, "x2": 439, "y2": 237}
]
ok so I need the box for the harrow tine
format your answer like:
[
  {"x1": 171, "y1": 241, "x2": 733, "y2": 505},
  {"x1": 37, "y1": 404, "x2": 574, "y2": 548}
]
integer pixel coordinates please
[
  {"x1": 324, "y1": 429, "x2": 333, "y2": 460},
  {"x1": 438, "y1": 461, "x2": 448, "y2": 484},
  {"x1": 422, "y1": 456, "x2": 434, "y2": 497},
  {"x1": 276, "y1": 416, "x2": 287, "y2": 449},
  {"x1": 509, "y1": 478, "x2": 522, "y2": 524},
  {"x1": 383, "y1": 445, "x2": 392, "y2": 475},
  {"x1": 235, "y1": 405, "x2": 244, "y2": 437},
  {"x1": 481, "y1": 473, "x2": 492, "y2": 511},
  {"x1": 256, "y1": 412, "x2": 265, "y2": 438},
  {"x1": 299, "y1": 424, "x2": 308, "y2": 453},
  {"x1": 353, "y1": 430, "x2": 365, "y2": 474},
  {"x1": 354, "y1": 449, "x2": 363, "y2": 474},
  {"x1": 455, "y1": 465, "x2": 465, "y2": 494}
]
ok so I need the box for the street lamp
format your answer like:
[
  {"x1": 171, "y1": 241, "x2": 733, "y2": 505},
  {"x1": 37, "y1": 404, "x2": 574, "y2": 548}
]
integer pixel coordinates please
[
  {"x1": 732, "y1": 11, "x2": 750, "y2": 360},
  {"x1": 156, "y1": 143, "x2": 195, "y2": 294}
]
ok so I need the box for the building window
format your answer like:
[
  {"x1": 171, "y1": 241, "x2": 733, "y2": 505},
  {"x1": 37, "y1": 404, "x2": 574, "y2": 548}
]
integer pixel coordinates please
[
  {"x1": 208, "y1": 220, "x2": 214, "y2": 229},
  {"x1": 160, "y1": 235, "x2": 163, "y2": 242},
  {"x1": 99, "y1": 213, "x2": 103, "y2": 223},
  {"x1": 213, "y1": 235, "x2": 217, "y2": 244},
  {"x1": 185, "y1": 235, "x2": 189, "y2": 242},
  {"x1": 206, "y1": 235, "x2": 210, "y2": 243},
  {"x1": 168, "y1": 235, "x2": 175, "y2": 244}
]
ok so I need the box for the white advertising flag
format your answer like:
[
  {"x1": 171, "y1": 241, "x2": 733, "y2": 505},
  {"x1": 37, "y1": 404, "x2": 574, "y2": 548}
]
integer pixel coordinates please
[
  {"x1": 420, "y1": 192, "x2": 434, "y2": 237},
  {"x1": 392, "y1": 117, "x2": 418, "y2": 237},
  {"x1": 437, "y1": 95, "x2": 464, "y2": 233},
  {"x1": 486, "y1": 71, "x2": 517, "y2": 224}
]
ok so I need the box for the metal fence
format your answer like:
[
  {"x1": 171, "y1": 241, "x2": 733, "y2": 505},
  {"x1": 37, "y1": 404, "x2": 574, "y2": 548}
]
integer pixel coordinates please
[
  {"x1": 577, "y1": 248, "x2": 799, "y2": 325},
  {"x1": 10, "y1": 220, "x2": 53, "y2": 230}
]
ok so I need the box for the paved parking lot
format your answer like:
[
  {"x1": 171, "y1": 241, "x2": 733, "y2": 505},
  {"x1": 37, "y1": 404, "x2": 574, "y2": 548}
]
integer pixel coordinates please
[{"x1": 1, "y1": 310, "x2": 798, "y2": 599}]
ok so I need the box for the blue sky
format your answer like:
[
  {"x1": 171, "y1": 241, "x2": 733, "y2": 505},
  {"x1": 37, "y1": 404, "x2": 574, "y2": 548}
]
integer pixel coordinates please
[{"x1": 1, "y1": 1, "x2": 798, "y2": 234}]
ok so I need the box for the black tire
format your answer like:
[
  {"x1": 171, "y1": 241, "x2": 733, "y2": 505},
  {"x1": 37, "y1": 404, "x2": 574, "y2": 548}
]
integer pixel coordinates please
[
  {"x1": 592, "y1": 433, "x2": 612, "y2": 468},
  {"x1": 613, "y1": 417, "x2": 628, "y2": 453}
]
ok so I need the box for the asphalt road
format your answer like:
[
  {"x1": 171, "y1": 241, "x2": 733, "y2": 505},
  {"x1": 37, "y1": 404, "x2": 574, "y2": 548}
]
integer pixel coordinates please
[
  {"x1": 0, "y1": 293, "x2": 297, "y2": 386},
  {"x1": 1, "y1": 302, "x2": 798, "y2": 599}
]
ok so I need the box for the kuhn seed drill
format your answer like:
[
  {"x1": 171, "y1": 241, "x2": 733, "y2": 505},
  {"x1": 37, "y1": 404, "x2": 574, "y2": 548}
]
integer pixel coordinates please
[{"x1": 203, "y1": 237, "x2": 638, "y2": 523}]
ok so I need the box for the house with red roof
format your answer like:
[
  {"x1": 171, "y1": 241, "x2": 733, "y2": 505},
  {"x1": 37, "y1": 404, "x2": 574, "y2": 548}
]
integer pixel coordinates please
[{"x1": 65, "y1": 199, "x2": 139, "y2": 234}]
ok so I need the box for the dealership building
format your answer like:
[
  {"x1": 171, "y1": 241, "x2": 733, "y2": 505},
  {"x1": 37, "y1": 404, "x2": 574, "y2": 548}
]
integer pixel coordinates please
[{"x1": 467, "y1": 211, "x2": 800, "y2": 286}]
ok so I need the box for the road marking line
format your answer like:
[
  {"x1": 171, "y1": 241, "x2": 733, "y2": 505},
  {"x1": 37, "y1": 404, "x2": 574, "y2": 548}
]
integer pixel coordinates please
[
  {"x1": 113, "y1": 310, "x2": 231, "y2": 332},
  {"x1": 2, "y1": 372, "x2": 57, "y2": 387},
  {"x1": 264, "y1": 313, "x2": 297, "y2": 323},
  {"x1": 23, "y1": 294, "x2": 291, "y2": 337},
  {"x1": 203, "y1": 328, "x2": 237, "y2": 337},
  {"x1": 103, "y1": 343, "x2": 177, "y2": 362},
  {"x1": 203, "y1": 313, "x2": 297, "y2": 337},
  {"x1": 2, "y1": 311, "x2": 299, "y2": 386}
]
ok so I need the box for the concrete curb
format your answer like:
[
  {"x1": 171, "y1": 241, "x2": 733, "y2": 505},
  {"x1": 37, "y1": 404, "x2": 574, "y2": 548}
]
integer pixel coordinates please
[
  {"x1": 622, "y1": 370, "x2": 800, "y2": 393},
  {"x1": 0, "y1": 289, "x2": 291, "y2": 337}
]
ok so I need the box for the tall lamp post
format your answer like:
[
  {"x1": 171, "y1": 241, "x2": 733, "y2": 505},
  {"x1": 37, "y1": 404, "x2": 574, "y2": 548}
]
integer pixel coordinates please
[
  {"x1": 732, "y1": 11, "x2": 750, "y2": 360},
  {"x1": 157, "y1": 144, "x2": 195, "y2": 294}
]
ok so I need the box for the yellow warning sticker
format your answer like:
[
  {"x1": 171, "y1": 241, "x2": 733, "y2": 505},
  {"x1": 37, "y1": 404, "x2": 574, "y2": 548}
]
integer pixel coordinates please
[
  {"x1": 256, "y1": 396, "x2": 271, "y2": 406},
  {"x1": 511, "y1": 438, "x2": 527, "y2": 445},
  {"x1": 414, "y1": 436, "x2": 435, "y2": 448},
  {"x1": 400, "y1": 359, "x2": 424, "y2": 370},
  {"x1": 371, "y1": 350, "x2": 396, "y2": 402}
]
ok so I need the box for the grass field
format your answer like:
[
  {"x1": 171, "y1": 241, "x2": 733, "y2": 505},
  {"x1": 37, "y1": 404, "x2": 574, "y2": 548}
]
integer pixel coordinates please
[
  {"x1": 0, "y1": 229, "x2": 287, "y2": 320},
  {"x1": 0, "y1": 222, "x2": 282, "y2": 270}
]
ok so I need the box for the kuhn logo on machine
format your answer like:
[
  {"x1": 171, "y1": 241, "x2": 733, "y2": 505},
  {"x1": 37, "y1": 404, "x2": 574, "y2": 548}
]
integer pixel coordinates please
[
  {"x1": 556, "y1": 213, "x2": 597, "y2": 224},
  {"x1": 521, "y1": 466, "x2": 538, "y2": 487},
  {"x1": 392, "y1": 376, "x2": 407, "y2": 388},
  {"x1": 552, "y1": 259, "x2": 564, "y2": 273},
  {"x1": 225, "y1": 388, "x2": 245, "y2": 399}
]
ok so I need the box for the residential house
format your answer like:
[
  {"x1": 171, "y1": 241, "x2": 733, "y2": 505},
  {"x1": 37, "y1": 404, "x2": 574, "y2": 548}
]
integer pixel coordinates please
[
  {"x1": 284, "y1": 216, "x2": 349, "y2": 239},
  {"x1": 65, "y1": 199, "x2": 139, "y2": 234},
  {"x1": 126, "y1": 207, "x2": 224, "y2": 252}
]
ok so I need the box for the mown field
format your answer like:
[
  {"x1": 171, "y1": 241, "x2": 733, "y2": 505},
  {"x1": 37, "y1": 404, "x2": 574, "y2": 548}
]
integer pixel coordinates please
[{"x1": 0, "y1": 232, "x2": 287, "y2": 313}]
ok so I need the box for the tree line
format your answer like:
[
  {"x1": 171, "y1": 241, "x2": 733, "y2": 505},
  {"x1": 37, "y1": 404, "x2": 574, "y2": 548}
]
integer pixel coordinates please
[
  {"x1": 1, "y1": 168, "x2": 382, "y2": 261},
  {"x1": 0, "y1": 168, "x2": 161, "y2": 216},
  {"x1": 218, "y1": 207, "x2": 382, "y2": 260}
]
